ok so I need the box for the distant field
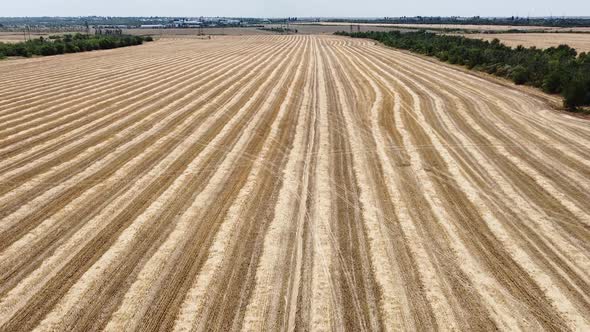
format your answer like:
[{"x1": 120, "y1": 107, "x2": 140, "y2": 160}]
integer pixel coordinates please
[
  {"x1": 386, "y1": 23, "x2": 590, "y2": 32},
  {"x1": 127, "y1": 27, "x2": 273, "y2": 37},
  {"x1": 299, "y1": 22, "x2": 590, "y2": 33},
  {"x1": 126, "y1": 25, "x2": 401, "y2": 37},
  {"x1": 0, "y1": 28, "x2": 271, "y2": 43},
  {"x1": 268, "y1": 24, "x2": 403, "y2": 34},
  {"x1": 0, "y1": 32, "x2": 58, "y2": 43},
  {"x1": 0, "y1": 31, "x2": 87, "y2": 43},
  {"x1": 465, "y1": 33, "x2": 590, "y2": 53}
]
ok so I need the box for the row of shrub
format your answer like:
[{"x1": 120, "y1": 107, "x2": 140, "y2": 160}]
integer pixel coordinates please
[
  {"x1": 0, "y1": 33, "x2": 153, "y2": 58},
  {"x1": 336, "y1": 30, "x2": 590, "y2": 110},
  {"x1": 258, "y1": 27, "x2": 298, "y2": 34}
]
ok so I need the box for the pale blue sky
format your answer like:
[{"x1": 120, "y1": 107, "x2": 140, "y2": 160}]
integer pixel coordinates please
[{"x1": 2, "y1": 0, "x2": 589, "y2": 18}]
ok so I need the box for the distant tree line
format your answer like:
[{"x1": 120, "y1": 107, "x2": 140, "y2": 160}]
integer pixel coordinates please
[
  {"x1": 258, "y1": 27, "x2": 298, "y2": 34},
  {"x1": 336, "y1": 30, "x2": 590, "y2": 110},
  {"x1": 0, "y1": 33, "x2": 153, "y2": 59},
  {"x1": 0, "y1": 17, "x2": 162, "y2": 27},
  {"x1": 95, "y1": 28, "x2": 124, "y2": 36}
]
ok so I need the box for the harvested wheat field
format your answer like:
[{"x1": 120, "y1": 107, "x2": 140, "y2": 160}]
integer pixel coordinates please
[{"x1": 0, "y1": 34, "x2": 590, "y2": 331}]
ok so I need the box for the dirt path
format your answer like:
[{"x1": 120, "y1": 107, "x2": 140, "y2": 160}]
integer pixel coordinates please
[{"x1": 0, "y1": 35, "x2": 589, "y2": 331}]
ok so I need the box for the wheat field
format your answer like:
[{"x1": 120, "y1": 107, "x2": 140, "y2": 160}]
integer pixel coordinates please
[{"x1": 0, "y1": 35, "x2": 589, "y2": 331}]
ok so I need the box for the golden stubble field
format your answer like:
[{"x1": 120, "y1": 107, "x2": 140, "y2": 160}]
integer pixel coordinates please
[{"x1": 0, "y1": 34, "x2": 589, "y2": 331}]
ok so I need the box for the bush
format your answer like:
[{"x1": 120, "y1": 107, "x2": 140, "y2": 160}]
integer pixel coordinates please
[
  {"x1": 98, "y1": 38, "x2": 116, "y2": 49},
  {"x1": 64, "y1": 43, "x2": 79, "y2": 53},
  {"x1": 39, "y1": 44, "x2": 57, "y2": 56},
  {"x1": 563, "y1": 79, "x2": 587, "y2": 109},
  {"x1": 510, "y1": 65, "x2": 529, "y2": 84},
  {"x1": 542, "y1": 71, "x2": 564, "y2": 93}
]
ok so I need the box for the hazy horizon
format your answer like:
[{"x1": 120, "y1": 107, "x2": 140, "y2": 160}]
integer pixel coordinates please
[{"x1": 3, "y1": 0, "x2": 589, "y2": 18}]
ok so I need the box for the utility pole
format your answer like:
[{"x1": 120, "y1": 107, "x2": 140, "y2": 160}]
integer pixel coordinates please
[{"x1": 23, "y1": 25, "x2": 31, "y2": 41}]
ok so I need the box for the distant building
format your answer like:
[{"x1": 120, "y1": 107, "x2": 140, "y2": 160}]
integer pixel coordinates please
[
  {"x1": 172, "y1": 19, "x2": 202, "y2": 28},
  {"x1": 140, "y1": 24, "x2": 166, "y2": 29}
]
